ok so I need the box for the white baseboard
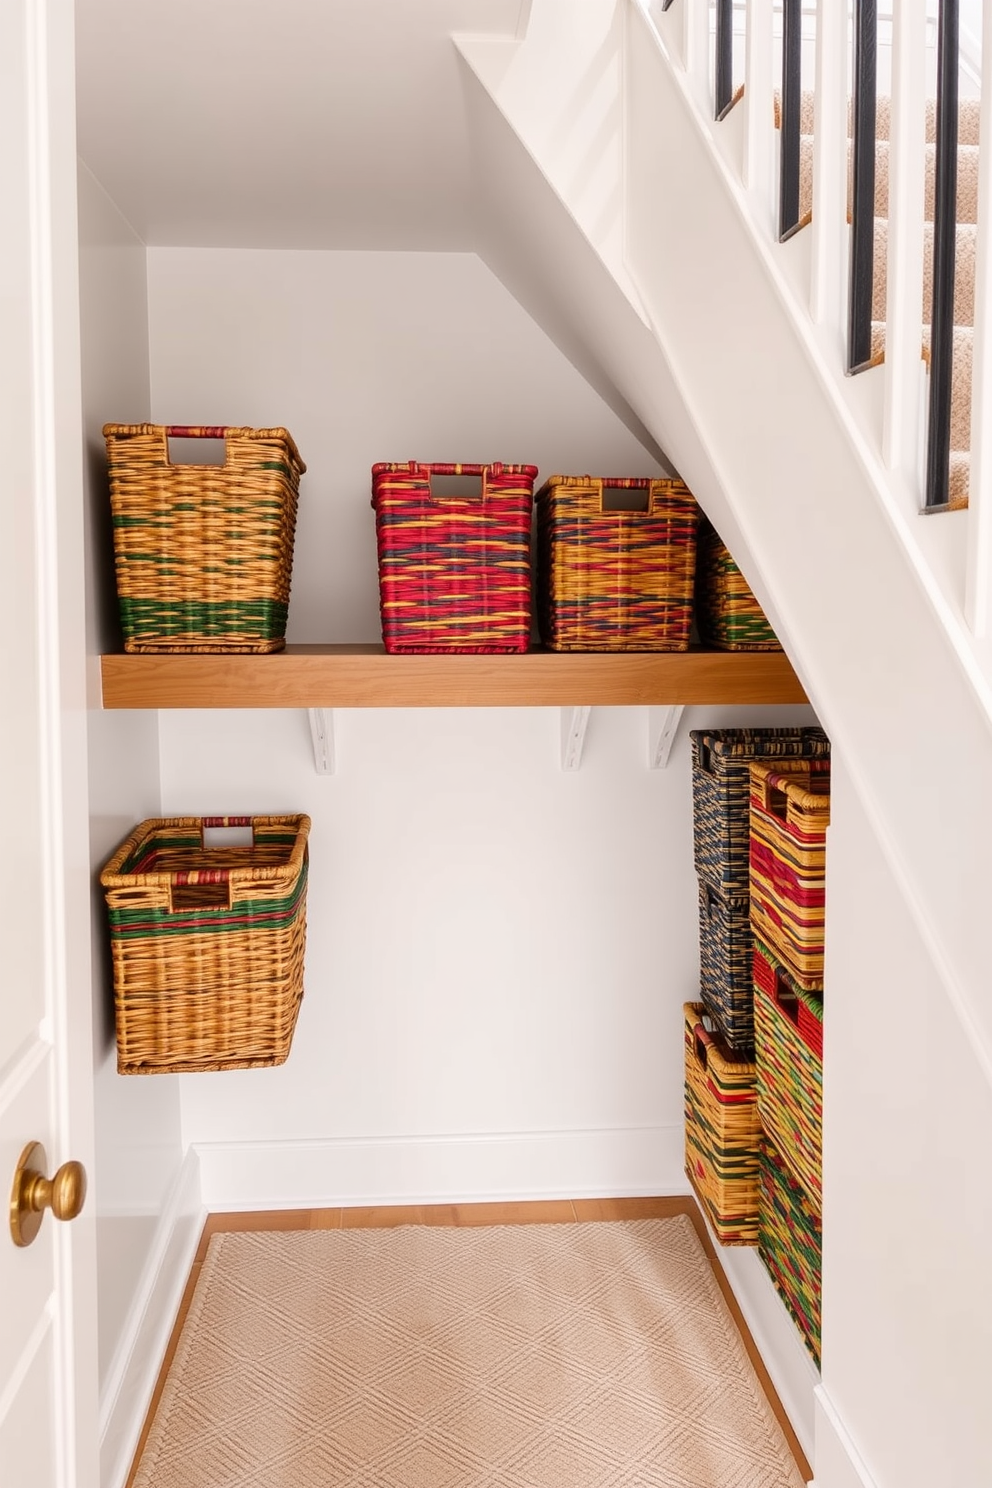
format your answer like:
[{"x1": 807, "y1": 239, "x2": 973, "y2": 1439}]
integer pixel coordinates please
[
  {"x1": 810, "y1": 1387, "x2": 880, "y2": 1488},
  {"x1": 708, "y1": 1242, "x2": 820, "y2": 1470},
  {"x1": 99, "y1": 1148, "x2": 204, "y2": 1488},
  {"x1": 193, "y1": 1124, "x2": 688, "y2": 1211}
]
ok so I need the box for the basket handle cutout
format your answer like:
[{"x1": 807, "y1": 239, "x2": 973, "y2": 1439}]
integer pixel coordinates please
[
  {"x1": 168, "y1": 878, "x2": 234, "y2": 912},
  {"x1": 427, "y1": 471, "x2": 487, "y2": 502},
  {"x1": 693, "y1": 1024, "x2": 711, "y2": 1069},
  {"x1": 767, "y1": 783, "x2": 790, "y2": 821},
  {"x1": 202, "y1": 821, "x2": 254, "y2": 850},
  {"x1": 704, "y1": 884, "x2": 719, "y2": 919},
  {"x1": 773, "y1": 970, "x2": 801, "y2": 1026},
  {"x1": 166, "y1": 429, "x2": 228, "y2": 467},
  {"x1": 601, "y1": 482, "x2": 650, "y2": 513},
  {"x1": 698, "y1": 741, "x2": 714, "y2": 774}
]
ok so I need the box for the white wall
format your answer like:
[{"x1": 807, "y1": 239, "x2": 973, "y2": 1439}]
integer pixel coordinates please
[
  {"x1": 145, "y1": 247, "x2": 817, "y2": 1204},
  {"x1": 77, "y1": 165, "x2": 184, "y2": 1395},
  {"x1": 817, "y1": 758, "x2": 992, "y2": 1488}
]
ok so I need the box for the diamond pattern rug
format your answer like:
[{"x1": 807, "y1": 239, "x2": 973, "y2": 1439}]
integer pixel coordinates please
[{"x1": 132, "y1": 1215, "x2": 806, "y2": 1487}]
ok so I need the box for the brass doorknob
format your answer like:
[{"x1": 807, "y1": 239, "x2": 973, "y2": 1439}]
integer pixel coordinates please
[{"x1": 9, "y1": 1142, "x2": 87, "y2": 1248}]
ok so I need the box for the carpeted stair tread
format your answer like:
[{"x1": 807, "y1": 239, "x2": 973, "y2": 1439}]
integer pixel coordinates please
[
  {"x1": 798, "y1": 136, "x2": 980, "y2": 226},
  {"x1": 871, "y1": 216, "x2": 976, "y2": 325},
  {"x1": 871, "y1": 320, "x2": 974, "y2": 458},
  {"x1": 788, "y1": 89, "x2": 981, "y2": 147}
]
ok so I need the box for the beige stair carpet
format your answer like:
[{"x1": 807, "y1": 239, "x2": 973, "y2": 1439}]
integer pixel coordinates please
[
  {"x1": 792, "y1": 92, "x2": 981, "y2": 507},
  {"x1": 131, "y1": 1215, "x2": 806, "y2": 1487}
]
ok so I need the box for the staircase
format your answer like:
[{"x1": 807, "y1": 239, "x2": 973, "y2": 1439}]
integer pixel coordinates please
[{"x1": 457, "y1": 3, "x2": 992, "y2": 1485}]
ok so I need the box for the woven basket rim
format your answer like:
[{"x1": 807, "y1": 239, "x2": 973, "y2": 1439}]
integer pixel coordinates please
[
  {"x1": 100, "y1": 813, "x2": 311, "y2": 890},
  {"x1": 103, "y1": 422, "x2": 307, "y2": 474}
]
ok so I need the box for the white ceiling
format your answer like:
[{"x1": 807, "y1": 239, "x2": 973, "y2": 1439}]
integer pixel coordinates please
[{"x1": 74, "y1": 0, "x2": 529, "y2": 248}]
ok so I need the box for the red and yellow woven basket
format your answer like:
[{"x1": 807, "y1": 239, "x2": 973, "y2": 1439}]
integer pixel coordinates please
[
  {"x1": 749, "y1": 759, "x2": 831, "y2": 988},
  {"x1": 753, "y1": 939, "x2": 823, "y2": 1207},
  {"x1": 371, "y1": 461, "x2": 537, "y2": 653},
  {"x1": 536, "y1": 475, "x2": 699, "y2": 651},
  {"x1": 683, "y1": 1002, "x2": 761, "y2": 1245}
]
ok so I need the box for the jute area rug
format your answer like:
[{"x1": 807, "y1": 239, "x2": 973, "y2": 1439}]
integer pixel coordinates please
[{"x1": 133, "y1": 1215, "x2": 806, "y2": 1487}]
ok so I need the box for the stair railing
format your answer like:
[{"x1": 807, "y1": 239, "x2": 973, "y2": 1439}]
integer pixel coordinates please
[{"x1": 652, "y1": 0, "x2": 990, "y2": 627}]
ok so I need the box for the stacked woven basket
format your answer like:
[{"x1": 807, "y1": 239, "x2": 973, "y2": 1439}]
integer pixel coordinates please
[{"x1": 683, "y1": 728, "x2": 830, "y2": 1366}]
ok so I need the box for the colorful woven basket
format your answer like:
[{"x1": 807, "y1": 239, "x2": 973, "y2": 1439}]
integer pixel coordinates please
[
  {"x1": 758, "y1": 1135, "x2": 822, "y2": 1367},
  {"x1": 100, "y1": 815, "x2": 310, "y2": 1075},
  {"x1": 697, "y1": 880, "x2": 755, "y2": 1053},
  {"x1": 683, "y1": 1002, "x2": 761, "y2": 1246},
  {"x1": 370, "y1": 461, "x2": 537, "y2": 653},
  {"x1": 753, "y1": 938, "x2": 823, "y2": 1207},
  {"x1": 694, "y1": 518, "x2": 781, "y2": 651},
  {"x1": 103, "y1": 424, "x2": 305, "y2": 653},
  {"x1": 535, "y1": 475, "x2": 699, "y2": 651},
  {"x1": 690, "y1": 728, "x2": 831, "y2": 895},
  {"x1": 749, "y1": 759, "x2": 831, "y2": 988}
]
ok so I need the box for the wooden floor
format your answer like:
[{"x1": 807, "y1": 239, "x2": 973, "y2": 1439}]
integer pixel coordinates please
[{"x1": 125, "y1": 1195, "x2": 812, "y2": 1486}]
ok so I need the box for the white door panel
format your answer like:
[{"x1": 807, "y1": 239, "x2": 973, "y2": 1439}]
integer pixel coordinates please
[{"x1": 0, "y1": 0, "x2": 100, "y2": 1483}]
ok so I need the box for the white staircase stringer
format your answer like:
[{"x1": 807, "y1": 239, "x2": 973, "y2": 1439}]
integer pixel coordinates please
[{"x1": 622, "y1": 2, "x2": 992, "y2": 1089}]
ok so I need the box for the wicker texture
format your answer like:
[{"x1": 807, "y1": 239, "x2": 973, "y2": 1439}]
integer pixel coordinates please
[
  {"x1": 690, "y1": 728, "x2": 830, "y2": 895},
  {"x1": 371, "y1": 462, "x2": 537, "y2": 653},
  {"x1": 100, "y1": 815, "x2": 310, "y2": 1074},
  {"x1": 753, "y1": 939, "x2": 823, "y2": 1207},
  {"x1": 697, "y1": 881, "x2": 755, "y2": 1053},
  {"x1": 758, "y1": 1135, "x2": 822, "y2": 1367},
  {"x1": 536, "y1": 476, "x2": 698, "y2": 651},
  {"x1": 694, "y1": 519, "x2": 781, "y2": 651},
  {"x1": 749, "y1": 759, "x2": 831, "y2": 989},
  {"x1": 683, "y1": 1002, "x2": 761, "y2": 1246},
  {"x1": 104, "y1": 424, "x2": 305, "y2": 653}
]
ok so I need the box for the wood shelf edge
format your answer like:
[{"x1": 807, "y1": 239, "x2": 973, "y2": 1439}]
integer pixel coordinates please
[{"x1": 99, "y1": 645, "x2": 809, "y2": 710}]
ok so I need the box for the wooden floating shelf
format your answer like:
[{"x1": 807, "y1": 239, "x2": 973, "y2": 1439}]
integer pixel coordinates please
[{"x1": 100, "y1": 644, "x2": 808, "y2": 710}]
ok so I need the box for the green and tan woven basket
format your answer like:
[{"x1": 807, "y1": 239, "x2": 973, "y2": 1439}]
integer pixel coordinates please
[
  {"x1": 536, "y1": 475, "x2": 699, "y2": 651},
  {"x1": 100, "y1": 815, "x2": 310, "y2": 1075},
  {"x1": 104, "y1": 423, "x2": 306, "y2": 653},
  {"x1": 694, "y1": 518, "x2": 781, "y2": 651},
  {"x1": 758, "y1": 1134, "x2": 822, "y2": 1366},
  {"x1": 753, "y1": 938, "x2": 823, "y2": 1208},
  {"x1": 683, "y1": 1001, "x2": 761, "y2": 1246}
]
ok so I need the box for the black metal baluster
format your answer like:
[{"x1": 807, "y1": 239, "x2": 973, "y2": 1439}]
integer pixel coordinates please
[
  {"x1": 715, "y1": 0, "x2": 734, "y2": 119},
  {"x1": 779, "y1": 0, "x2": 802, "y2": 240},
  {"x1": 925, "y1": 0, "x2": 960, "y2": 510},
  {"x1": 848, "y1": 0, "x2": 878, "y2": 371}
]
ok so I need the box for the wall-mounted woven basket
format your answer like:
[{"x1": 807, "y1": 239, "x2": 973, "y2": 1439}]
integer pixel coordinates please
[
  {"x1": 370, "y1": 461, "x2": 537, "y2": 653},
  {"x1": 690, "y1": 728, "x2": 831, "y2": 896},
  {"x1": 535, "y1": 475, "x2": 699, "y2": 651},
  {"x1": 749, "y1": 759, "x2": 831, "y2": 989},
  {"x1": 697, "y1": 880, "x2": 755, "y2": 1053},
  {"x1": 758, "y1": 1134, "x2": 822, "y2": 1367},
  {"x1": 753, "y1": 938, "x2": 823, "y2": 1208},
  {"x1": 683, "y1": 1002, "x2": 761, "y2": 1246},
  {"x1": 694, "y1": 518, "x2": 781, "y2": 651},
  {"x1": 103, "y1": 424, "x2": 305, "y2": 653},
  {"x1": 100, "y1": 814, "x2": 310, "y2": 1075}
]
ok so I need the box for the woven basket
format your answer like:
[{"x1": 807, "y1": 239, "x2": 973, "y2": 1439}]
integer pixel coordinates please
[
  {"x1": 370, "y1": 461, "x2": 537, "y2": 653},
  {"x1": 683, "y1": 1002, "x2": 761, "y2": 1246},
  {"x1": 694, "y1": 518, "x2": 781, "y2": 651},
  {"x1": 749, "y1": 759, "x2": 831, "y2": 988},
  {"x1": 690, "y1": 728, "x2": 831, "y2": 895},
  {"x1": 535, "y1": 475, "x2": 699, "y2": 651},
  {"x1": 758, "y1": 1135, "x2": 822, "y2": 1367},
  {"x1": 697, "y1": 880, "x2": 755, "y2": 1053},
  {"x1": 753, "y1": 938, "x2": 823, "y2": 1206},
  {"x1": 103, "y1": 424, "x2": 305, "y2": 653},
  {"x1": 100, "y1": 815, "x2": 310, "y2": 1075}
]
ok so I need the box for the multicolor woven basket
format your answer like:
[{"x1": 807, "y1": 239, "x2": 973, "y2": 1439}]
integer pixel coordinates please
[
  {"x1": 370, "y1": 461, "x2": 537, "y2": 653},
  {"x1": 749, "y1": 759, "x2": 831, "y2": 989},
  {"x1": 690, "y1": 728, "x2": 831, "y2": 895},
  {"x1": 683, "y1": 1002, "x2": 761, "y2": 1246},
  {"x1": 753, "y1": 938, "x2": 823, "y2": 1207},
  {"x1": 100, "y1": 815, "x2": 310, "y2": 1075},
  {"x1": 535, "y1": 475, "x2": 699, "y2": 651},
  {"x1": 103, "y1": 424, "x2": 305, "y2": 653},
  {"x1": 697, "y1": 880, "x2": 755, "y2": 1053},
  {"x1": 694, "y1": 518, "x2": 781, "y2": 651},
  {"x1": 758, "y1": 1134, "x2": 822, "y2": 1367}
]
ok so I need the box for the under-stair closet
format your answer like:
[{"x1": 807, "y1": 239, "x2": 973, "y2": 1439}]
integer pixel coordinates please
[{"x1": 8, "y1": 3, "x2": 991, "y2": 1487}]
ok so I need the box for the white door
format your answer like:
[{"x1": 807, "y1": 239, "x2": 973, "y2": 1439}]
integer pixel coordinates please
[{"x1": 0, "y1": 0, "x2": 100, "y2": 1483}]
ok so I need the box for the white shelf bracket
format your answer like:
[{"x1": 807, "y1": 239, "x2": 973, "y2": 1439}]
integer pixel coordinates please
[
  {"x1": 648, "y1": 705, "x2": 685, "y2": 770},
  {"x1": 308, "y1": 708, "x2": 335, "y2": 774},
  {"x1": 560, "y1": 706, "x2": 591, "y2": 771}
]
